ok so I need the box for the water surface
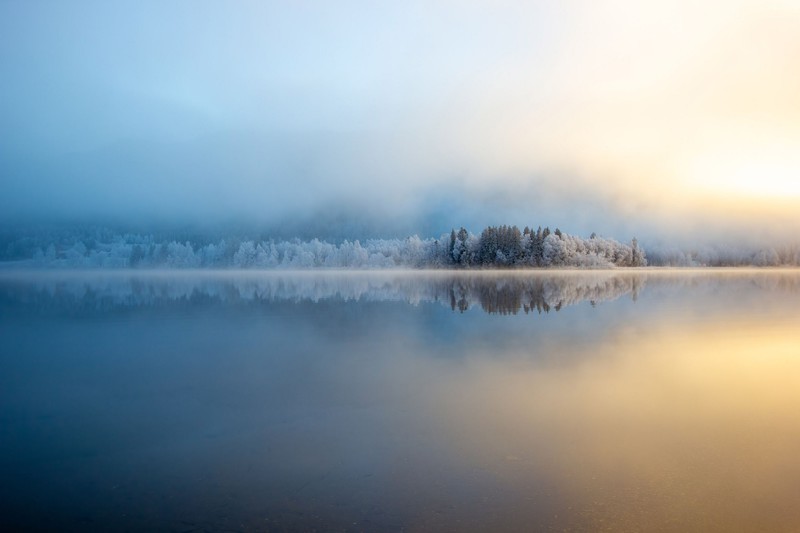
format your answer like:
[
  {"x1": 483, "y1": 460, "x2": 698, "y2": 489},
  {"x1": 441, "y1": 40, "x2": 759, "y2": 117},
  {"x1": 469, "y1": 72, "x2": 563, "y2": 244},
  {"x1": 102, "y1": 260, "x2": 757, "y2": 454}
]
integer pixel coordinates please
[{"x1": 2, "y1": 270, "x2": 800, "y2": 531}]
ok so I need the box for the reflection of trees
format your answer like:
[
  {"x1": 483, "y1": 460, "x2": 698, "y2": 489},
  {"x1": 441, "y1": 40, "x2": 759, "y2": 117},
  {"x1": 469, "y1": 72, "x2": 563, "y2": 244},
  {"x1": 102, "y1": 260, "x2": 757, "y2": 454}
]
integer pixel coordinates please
[
  {"x1": 445, "y1": 275, "x2": 642, "y2": 315},
  {"x1": 5, "y1": 270, "x2": 800, "y2": 319},
  {"x1": 0, "y1": 272, "x2": 648, "y2": 317}
]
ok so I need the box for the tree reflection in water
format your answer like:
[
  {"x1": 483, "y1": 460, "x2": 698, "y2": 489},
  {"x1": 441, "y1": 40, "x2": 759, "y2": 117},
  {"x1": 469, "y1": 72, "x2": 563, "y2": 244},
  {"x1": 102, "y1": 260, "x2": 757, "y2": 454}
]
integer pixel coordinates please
[{"x1": 0, "y1": 270, "x2": 645, "y2": 316}]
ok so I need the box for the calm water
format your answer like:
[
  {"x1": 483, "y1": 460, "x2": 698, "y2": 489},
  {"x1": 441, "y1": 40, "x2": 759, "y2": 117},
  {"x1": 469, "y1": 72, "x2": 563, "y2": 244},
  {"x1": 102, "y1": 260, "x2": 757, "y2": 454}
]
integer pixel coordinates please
[{"x1": 2, "y1": 270, "x2": 800, "y2": 532}]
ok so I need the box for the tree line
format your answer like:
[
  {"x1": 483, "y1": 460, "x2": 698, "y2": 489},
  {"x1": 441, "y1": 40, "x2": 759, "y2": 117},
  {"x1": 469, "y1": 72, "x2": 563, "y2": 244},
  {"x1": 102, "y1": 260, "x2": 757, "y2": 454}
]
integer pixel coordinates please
[{"x1": 2, "y1": 224, "x2": 647, "y2": 268}]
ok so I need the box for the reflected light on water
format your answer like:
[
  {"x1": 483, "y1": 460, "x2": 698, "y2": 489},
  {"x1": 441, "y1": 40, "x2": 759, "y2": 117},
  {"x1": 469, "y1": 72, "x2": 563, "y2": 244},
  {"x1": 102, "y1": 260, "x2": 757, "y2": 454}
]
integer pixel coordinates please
[{"x1": 429, "y1": 321, "x2": 800, "y2": 531}]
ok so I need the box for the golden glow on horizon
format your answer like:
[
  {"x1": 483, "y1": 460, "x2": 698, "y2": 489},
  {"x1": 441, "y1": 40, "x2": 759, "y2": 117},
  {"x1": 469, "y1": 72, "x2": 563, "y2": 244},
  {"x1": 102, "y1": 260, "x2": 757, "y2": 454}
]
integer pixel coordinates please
[
  {"x1": 686, "y1": 147, "x2": 800, "y2": 198},
  {"x1": 513, "y1": 0, "x2": 800, "y2": 222}
]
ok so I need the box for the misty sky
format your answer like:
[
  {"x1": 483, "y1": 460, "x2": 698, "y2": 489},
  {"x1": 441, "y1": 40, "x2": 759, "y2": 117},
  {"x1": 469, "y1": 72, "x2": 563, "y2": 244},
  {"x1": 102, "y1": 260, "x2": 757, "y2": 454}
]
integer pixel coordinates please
[{"x1": 1, "y1": 1, "x2": 799, "y2": 244}]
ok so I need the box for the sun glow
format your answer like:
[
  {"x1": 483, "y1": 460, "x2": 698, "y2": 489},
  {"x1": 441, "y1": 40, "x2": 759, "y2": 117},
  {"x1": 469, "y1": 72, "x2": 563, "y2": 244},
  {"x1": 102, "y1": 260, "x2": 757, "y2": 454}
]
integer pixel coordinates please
[{"x1": 685, "y1": 147, "x2": 800, "y2": 199}]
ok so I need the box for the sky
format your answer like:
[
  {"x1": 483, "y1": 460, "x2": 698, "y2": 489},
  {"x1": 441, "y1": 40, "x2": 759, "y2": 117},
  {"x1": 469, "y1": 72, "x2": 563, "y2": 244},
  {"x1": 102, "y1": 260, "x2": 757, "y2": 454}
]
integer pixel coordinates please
[{"x1": 1, "y1": 0, "x2": 799, "y2": 245}]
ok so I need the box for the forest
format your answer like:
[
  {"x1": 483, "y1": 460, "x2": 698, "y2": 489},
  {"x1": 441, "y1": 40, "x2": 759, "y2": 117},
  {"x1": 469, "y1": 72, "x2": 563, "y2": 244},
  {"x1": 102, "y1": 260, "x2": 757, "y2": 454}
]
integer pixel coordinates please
[
  {"x1": 5, "y1": 223, "x2": 800, "y2": 268},
  {"x1": 1, "y1": 225, "x2": 646, "y2": 269}
]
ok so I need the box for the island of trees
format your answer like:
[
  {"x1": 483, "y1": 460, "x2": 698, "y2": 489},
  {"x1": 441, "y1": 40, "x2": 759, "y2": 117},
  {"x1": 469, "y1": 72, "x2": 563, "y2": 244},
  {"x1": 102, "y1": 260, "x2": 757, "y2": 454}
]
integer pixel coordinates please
[{"x1": 446, "y1": 225, "x2": 646, "y2": 268}]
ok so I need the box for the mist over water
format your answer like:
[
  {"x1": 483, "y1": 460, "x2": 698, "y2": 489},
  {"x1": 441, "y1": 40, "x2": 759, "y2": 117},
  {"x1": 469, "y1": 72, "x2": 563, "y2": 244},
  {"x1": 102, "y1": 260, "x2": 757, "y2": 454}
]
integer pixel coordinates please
[{"x1": 2, "y1": 270, "x2": 800, "y2": 531}]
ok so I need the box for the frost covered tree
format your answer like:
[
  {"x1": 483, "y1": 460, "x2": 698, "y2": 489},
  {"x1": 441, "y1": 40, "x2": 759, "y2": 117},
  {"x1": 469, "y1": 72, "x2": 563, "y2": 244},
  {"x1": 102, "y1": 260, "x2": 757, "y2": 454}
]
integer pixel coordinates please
[{"x1": 630, "y1": 238, "x2": 647, "y2": 267}]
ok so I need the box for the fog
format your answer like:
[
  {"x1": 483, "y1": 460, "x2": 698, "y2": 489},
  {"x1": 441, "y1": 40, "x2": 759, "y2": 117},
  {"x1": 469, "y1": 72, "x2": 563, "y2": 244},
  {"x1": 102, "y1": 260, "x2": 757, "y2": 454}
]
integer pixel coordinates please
[{"x1": 2, "y1": 1, "x2": 799, "y2": 246}]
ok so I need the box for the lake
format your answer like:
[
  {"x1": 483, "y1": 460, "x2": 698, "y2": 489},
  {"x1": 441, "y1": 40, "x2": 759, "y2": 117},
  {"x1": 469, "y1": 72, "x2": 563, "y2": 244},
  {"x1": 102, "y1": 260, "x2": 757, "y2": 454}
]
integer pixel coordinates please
[{"x1": 2, "y1": 269, "x2": 800, "y2": 532}]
